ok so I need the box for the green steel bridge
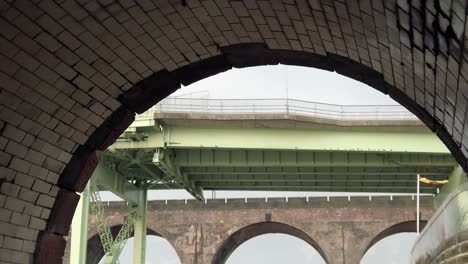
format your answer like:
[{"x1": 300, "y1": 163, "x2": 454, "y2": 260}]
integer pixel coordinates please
[
  {"x1": 70, "y1": 98, "x2": 460, "y2": 264},
  {"x1": 102, "y1": 98, "x2": 455, "y2": 199}
]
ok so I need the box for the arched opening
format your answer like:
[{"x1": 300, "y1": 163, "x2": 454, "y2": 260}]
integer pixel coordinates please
[
  {"x1": 66, "y1": 54, "x2": 450, "y2": 262},
  {"x1": 360, "y1": 221, "x2": 428, "y2": 264},
  {"x1": 87, "y1": 226, "x2": 180, "y2": 264},
  {"x1": 212, "y1": 222, "x2": 328, "y2": 264},
  {"x1": 226, "y1": 233, "x2": 326, "y2": 264},
  {"x1": 63, "y1": 46, "x2": 464, "y2": 199},
  {"x1": 57, "y1": 45, "x2": 458, "y2": 210},
  {"x1": 2, "y1": 2, "x2": 467, "y2": 263}
]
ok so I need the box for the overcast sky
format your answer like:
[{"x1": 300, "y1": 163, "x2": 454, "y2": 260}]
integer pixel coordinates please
[{"x1": 98, "y1": 65, "x2": 417, "y2": 264}]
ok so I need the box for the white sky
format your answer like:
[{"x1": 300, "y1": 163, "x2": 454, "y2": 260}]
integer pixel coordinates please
[
  {"x1": 173, "y1": 64, "x2": 397, "y2": 105},
  {"x1": 99, "y1": 65, "x2": 417, "y2": 264}
]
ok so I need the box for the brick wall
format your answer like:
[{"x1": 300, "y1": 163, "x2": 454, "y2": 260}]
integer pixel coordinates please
[
  {"x1": 64, "y1": 196, "x2": 434, "y2": 264},
  {"x1": 0, "y1": 0, "x2": 466, "y2": 263}
]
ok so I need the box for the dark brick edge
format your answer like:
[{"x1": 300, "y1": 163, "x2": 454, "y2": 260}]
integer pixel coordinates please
[
  {"x1": 34, "y1": 106, "x2": 136, "y2": 263},
  {"x1": 34, "y1": 43, "x2": 468, "y2": 263}
]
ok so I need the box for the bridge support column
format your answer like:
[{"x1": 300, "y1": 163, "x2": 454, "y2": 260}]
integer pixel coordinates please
[
  {"x1": 69, "y1": 183, "x2": 90, "y2": 264},
  {"x1": 133, "y1": 187, "x2": 148, "y2": 264},
  {"x1": 434, "y1": 165, "x2": 466, "y2": 208}
]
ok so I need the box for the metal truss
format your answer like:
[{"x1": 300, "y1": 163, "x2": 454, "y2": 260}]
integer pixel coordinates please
[
  {"x1": 153, "y1": 148, "x2": 204, "y2": 200},
  {"x1": 90, "y1": 183, "x2": 137, "y2": 264}
]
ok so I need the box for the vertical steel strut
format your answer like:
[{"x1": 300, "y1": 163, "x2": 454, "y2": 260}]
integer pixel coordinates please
[
  {"x1": 70, "y1": 184, "x2": 90, "y2": 264},
  {"x1": 133, "y1": 187, "x2": 148, "y2": 263}
]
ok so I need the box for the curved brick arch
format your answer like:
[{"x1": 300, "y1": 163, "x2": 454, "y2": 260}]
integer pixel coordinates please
[
  {"x1": 211, "y1": 221, "x2": 329, "y2": 264},
  {"x1": 85, "y1": 225, "x2": 181, "y2": 264},
  {"x1": 359, "y1": 220, "x2": 428, "y2": 262},
  {"x1": 0, "y1": 1, "x2": 466, "y2": 263}
]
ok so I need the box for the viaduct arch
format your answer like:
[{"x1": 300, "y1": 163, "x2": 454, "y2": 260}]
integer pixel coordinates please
[
  {"x1": 360, "y1": 220, "x2": 428, "y2": 262},
  {"x1": 62, "y1": 196, "x2": 434, "y2": 264},
  {"x1": 212, "y1": 221, "x2": 329, "y2": 264},
  {"x1": 0, "y1": 1, "x2": 466, "y2": 263},
  {"x1": 83, "y1": 225, "x2": 174, "y2": 264}
]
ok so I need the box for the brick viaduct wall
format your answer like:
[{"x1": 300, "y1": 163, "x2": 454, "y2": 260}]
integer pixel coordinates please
[
  {"x1": 0, "y1": 1, "x2": 467, "y2": 263},
  {"x1": 64, "y1": 196, "x2": 434, "y2": 264}
]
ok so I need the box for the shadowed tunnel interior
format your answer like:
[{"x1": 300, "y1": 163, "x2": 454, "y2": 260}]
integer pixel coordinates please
[{"x1": 0, "y1": 1, "x2": 466, "y2": 263}]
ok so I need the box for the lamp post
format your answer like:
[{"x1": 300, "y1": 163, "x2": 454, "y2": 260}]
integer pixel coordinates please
[{"x1": 417, "y1": 174, "x2": 420, "y2": 235}]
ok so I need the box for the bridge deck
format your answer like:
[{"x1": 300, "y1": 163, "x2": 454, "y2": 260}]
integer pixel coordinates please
[{"x1": 96, "y1": 110, "x2": 456, "y2": 199}]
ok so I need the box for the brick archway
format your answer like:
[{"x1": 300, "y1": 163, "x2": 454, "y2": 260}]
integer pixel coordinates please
[
  {"x1": 0, "y1": 1, "x2": 466, "y2": 263},
  {"x1": 211, "y1": 221, "x2": 329, "y2": 264},
  {"x1": 360, "y1": 220, "x2": 428, "y2": 261},
  {"x1": 85, "y1": 225, "x2": 160, "y2": 264},
  {"x1": 40, "y1": 46, "x2": 463, "y2": 262},
  {"x1": 84, "y1": 225, "x2": 180, "y2": 264}
]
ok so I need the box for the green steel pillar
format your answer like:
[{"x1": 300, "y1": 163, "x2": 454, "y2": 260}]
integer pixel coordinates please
[
  {"x1": 133, "y1": 186, "x2": 148, "y2": 263},
  {"x1": 70, "y1": 183, "x2": 90, "y2": 264}
]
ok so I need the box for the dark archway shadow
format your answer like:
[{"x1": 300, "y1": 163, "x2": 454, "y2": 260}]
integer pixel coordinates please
[
  {"x1": 212, "y1": 221, "x2": 329, "y2": 264},
  {"x1": 360, "y1": 220, "x2": 428, "y2": 261},
  {"x1": 86, "y1": 225, "x2": 178, "y2": 264}
]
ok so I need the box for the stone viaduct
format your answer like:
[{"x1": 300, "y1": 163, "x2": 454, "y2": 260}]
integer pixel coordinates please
[
  {"x1": 0, "y1": 0, "x2": 467, "y2": 263},
  {"x1": 63, "y1": 195, "x2": 434, "y2": 264}
]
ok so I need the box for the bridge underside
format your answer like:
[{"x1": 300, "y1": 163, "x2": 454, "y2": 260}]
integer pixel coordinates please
[
  {"x1": 100, "y1": 116, "x2": 457, "y2": 198},
  {"x1": 101, "y1": 148, "x2": 455, "y2": 195},
  {"x1": 73, "y1": 115, "x2": 460, "y2": 263}
]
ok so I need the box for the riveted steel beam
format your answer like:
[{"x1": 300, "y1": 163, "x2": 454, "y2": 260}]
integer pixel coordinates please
[
  {"x1": 201, "y1": 184, "x2": 435, "y2": 193},
  {"x1": 183, "y1": 166, "x2": 453, "y2": 174},
  {"x1": 188, "y1": 173, "x2": 448, "y2": 183},
  {"x1": 93, "y1": 163, "x2": 139, "y2": 205},
  {"x1": 153, "y1": 149, "x2": 204, "y2": 200},
  {"x1": 112, "y1": 126, "x2": 450, "y2": 154},
  {"x1": 171, "y1": 149, "x2": 455, "y2": 168}
]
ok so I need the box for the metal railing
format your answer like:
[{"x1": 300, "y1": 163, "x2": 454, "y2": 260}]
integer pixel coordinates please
[
  {"x1": 411, "y1": 182, "x2": 468, "y2": 263},
  {"x1": 137, "y1": 98, "x2": 418, "y2": 121}
]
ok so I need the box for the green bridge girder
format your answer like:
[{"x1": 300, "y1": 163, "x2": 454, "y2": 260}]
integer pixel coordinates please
[
  {"x1": 71, "y1": 115, "x2": 462, "y2": 264},
  {"x1": 113, "y1": 125, "x2": 450, "y2": 153},
  {"x1": 98, "y1": 116, "x2": 458, "y2": 197}
]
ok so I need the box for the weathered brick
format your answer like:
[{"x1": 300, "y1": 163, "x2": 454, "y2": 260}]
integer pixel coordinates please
[
  {"x1": 4, "y1": 236, "x2": 22, "y2": 251},
  {"x1": 0, "y1": 182, "x2": 20, "y2": 198},
  {"x1": 18, "y1": 188, "x2": 39, "y2": 204},
  {"x1": 29, "y1": 216, "x2": 46, "y2": 230},
  {"x1": 10, "y1": 212, "x2": 30, "y2": 227},
  {"x1": 4, "y1": 197, "x2": 26, "y2": 213},
  {"x1": 36, "y1": 194, "x2": 54, "y2": 208},
  {"x1": 0, "y1": 208, "x2": 12, "y2": 222}
]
